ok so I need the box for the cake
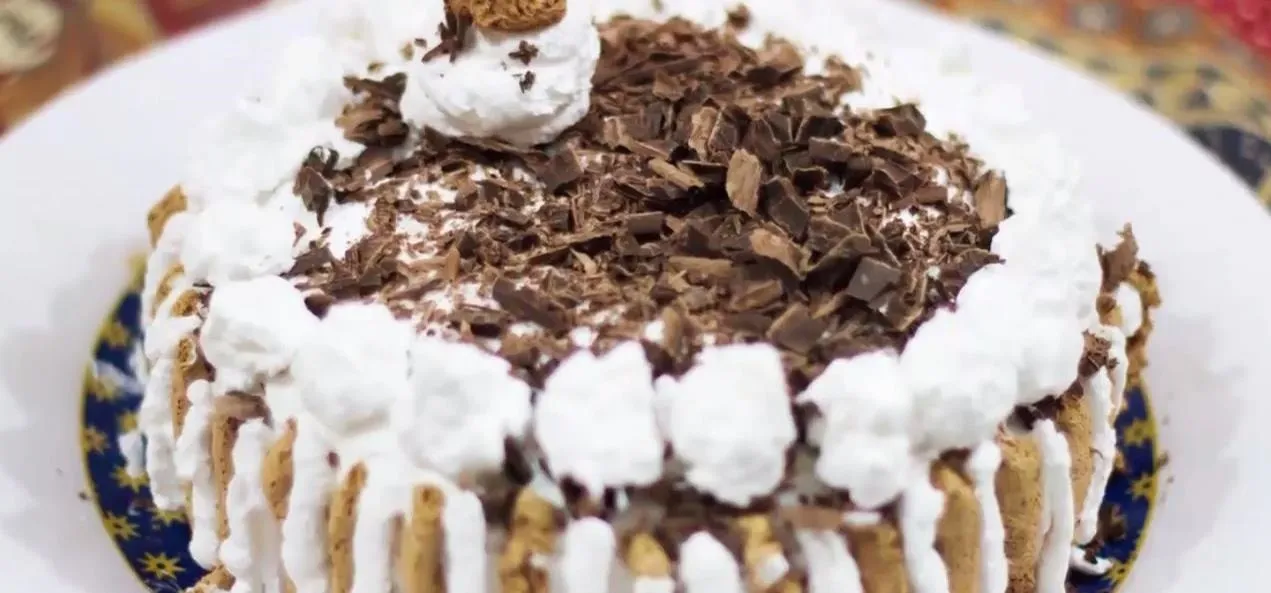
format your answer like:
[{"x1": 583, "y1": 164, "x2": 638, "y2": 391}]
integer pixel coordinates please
[{"x1": 133, "y1": 1, "x2": 1162, "y2": 593}]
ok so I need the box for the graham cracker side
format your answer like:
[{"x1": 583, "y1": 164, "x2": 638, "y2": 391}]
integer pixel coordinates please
[
  {"x1": 263, "y1": 419, "x2": 297, "y2": 522},
  {"x1": 498, "y1": 487, "x2": 558, "y2": 593},
  {"x1": 1055, "y1": 395, "x2": 1095, "y2": 515},
  {"x1": 396, "y1": 485, "x2": 446, "y2": 593},
  {"x1": 931, "y1": 460, "x2": 982, "y2": 593},
  {"x1": 329, "y1": 463, "x2": 369, "y2": 593},
  {"x1": 995, "y1": 434, "x2": 1043, "y2": 593},
  {"x1": 148, "y1": 186, "x2": 188, "y2": 247},
  {"x1": 210, "y1": 413, "x2": 242, "y2": 547},
  {"x1": 735, "y1": 514, "x2": 803, "y2": 593},
  {"x1": 845, "y1": 515, "x2": 909, "y2": 593}
]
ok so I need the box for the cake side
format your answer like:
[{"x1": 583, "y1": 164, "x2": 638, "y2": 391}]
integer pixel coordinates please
[{"x1": 134, "y1": 1, "x2": 1161, "y2": 593}]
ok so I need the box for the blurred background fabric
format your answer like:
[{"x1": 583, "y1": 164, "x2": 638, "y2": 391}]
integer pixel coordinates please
[{"x1": 2, "y1": 0, "x2": 1270, "y2": 203}]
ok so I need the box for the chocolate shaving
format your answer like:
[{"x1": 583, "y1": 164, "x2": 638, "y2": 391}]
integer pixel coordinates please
[
  {"x1": 304, "y1": 292, "x2": 336, "y2": 318},
  {"x1": 626, "y1": 212, "x2": 666, "y2": 236},
  {"x1": 492, "y1": 278, "x2": 567, "y2": 333},
  {"x1": 531, "y1": 148, "x2": 583, "y2": 193},
  {"x1": 762, "y1": 177, "x2": 809, "y2": 239},
  {"x1": 518, "y1": 71, "x2": 536, "y2": 93},
  {"x1": 767, "y1": 304, "x2": 826, "y2": 355},
  {"x1": 650, "y1": 159, "x2": 705, "y2": 190},
  {"x1": 973, "y1": 171, "x2": 1007, "y2": 228},
  {"x1": 875, "y1": 103, "x2": 927, "y2": 137},
  {"x1": 508, "y1": 41, "x2": 539, "y2": 65},
  {"x1": 422, "y1": 4, "x2": 473, "y2": 62},
  {"x1": 844, "y1": 257, "x2": 902, "y2": 303},
  {"x1": 726, "y1": 149, "x2": 763, "y2": 216}
]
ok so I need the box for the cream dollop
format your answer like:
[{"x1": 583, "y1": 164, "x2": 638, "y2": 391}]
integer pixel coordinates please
[
  {"x1": 901, "y1": 307, "x2": 1017, "y2": 454},
  {"x1": 395, "y1": 337, "x2": 532, "y2": 477},
  {"x1": 799, "y1": 351, "x2": 912, "y2": 509},
  {"x1": 558, "y1": 518, "x2": 617, "y2": 593},
  {"x1": 657, "y1": 344, "x2": 796, "y2": 506},
  {"x1": 200, "y1": 276, "x2": 318, "y2": 393},
  {"x1": 796, "y1": 529, "x2": 863, "y2": 593},
  {"x1": 184, "y1": 35, "x2": 359, "y2": 206},
  {"x1": 400, "y1": 3, "x2": 601, "y2": 146},
  {"x1": 679, "y1": 531, "x2": 745, "y2": 593},
  {"x1": 181, "y1": 201, "x2": 298, "y2": 286},
  {"x1": 1115, "y1": 282, "x2": 1144, "y2": 338},
  {"x1": 141, "y1": 212, "x2": 191, "y2": 330},
  {"x1": 291, "y1": 303, "x2": 414, "y2": 437},
  {"x1": 535, "y1": 342, "x2": 664, "y2": 496}
]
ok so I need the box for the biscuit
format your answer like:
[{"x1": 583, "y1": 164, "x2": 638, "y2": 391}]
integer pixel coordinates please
[
  {"x1": 262, "y1": 419, "x2": 297, "y2": 521},
  {"x1": 453, "y1": 0, "x2": 567, "y2": 32},
  {"x1": 189, "y1": 566, "x2": 234, "y2": 592},
  {"x1": 624, "y1": 532, "x2": 671, "y2": 578},
  {"x1": 170, "y1": 337, "x2": 207, "y2": 439},
  {"x1": 1055, "y1": 395, "x2": 1095, "y2": 514},
  {"x1": 329, "y1": 463, "x2": 369, "y2": 593},
  {"x1": 211, "y1": 413, "x2": 242, "y2": 545},
  {"x1": 148, "y1": 186, "x2": 188, "y2": 247},
  {"x1": 397, "y1": 485, "x2": 446, "y2": 593},
  {"x1": 845, "y1": 516, "x2": 908, "y2": 593},
  {"x1": 734, "y1": 514, "x2": 802, "y2": 593},
  {"x1": 931, "y1": 461, "x2": 982, "y2": 593},
  {"x1": 996, "y1": 434, "x2": 1043, "y2": 593},
  {"x1": 499, "y1": 487, "x2": 558, "y2": 593},
  {"x1": 151, "y1": 264, "x2": 185, "y2": 319}
]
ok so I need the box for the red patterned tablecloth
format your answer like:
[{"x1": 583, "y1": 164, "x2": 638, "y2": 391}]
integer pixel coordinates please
[{"x1": 3, "y1": 0, "x2": 1270, "y2": 202}]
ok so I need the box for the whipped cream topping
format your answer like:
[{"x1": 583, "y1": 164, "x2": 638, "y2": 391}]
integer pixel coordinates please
[
  {"x1": 291, "y1": 303, "x2": 411, "y2": 437},
  {"x1": 140, "y1": 211, "x2": 191, "y2": 331},
  {"x1": 535, "y1": 342, "x2": 664, "y2": 496},
  {"x1": 796, "y1": 529, "x2": 863, "y2": 593},
  {"x1": 679, "y1": 532, "x2": 745, "y2": 593},
  {"x1": 1075, "y1": 323, "x2": 1129, "y2": 547},
  {"x1": 350, "y1": 465, "x2": 403, "y2": 593},
  {"x1": 900, "y1": 464, "x2": 949, "y2": 593},
  {"x1": 222, "y1": 419, "x2": 283, "y2": 593},
  {"x1": 138, "y1": 358, "x2": 183, "y2": 508},
  {"x1": 969, "y1": 442, "x2": 1008, "y2": 593},
  {"x1": 399, "y1": 337, "x2": 532, "y2": 478},
  {"x1": 402, "y1": 4, "x2": 600, "y2": 146},
  {"x1": 200, "y1": 276, "x2": 317, "y2": 394},
  {"x1": 800, "y1": 351, "x2": 913, "y2": 509},
  {"x1": 1035, "y1": 420, "x2": 1075, "y2": 593},
  {"x1": 175, "y1": 379, "x2": 220, "y2": 568},
  {"x1": 183, "y1": 35, "x2": 361, "y2": 208},
  {"x1": 442, "y1": 491, "x2": 488, "y2": 593},
  {"x1": 139, "y1": 277, "x2": 201, "y2": 510},
  {"x1": 656, "y1": 344, "x2": 796, "y2": 507},
  {"x1": 279, "y1": 423, "x2": 337, "y2": 593},
  {"x1": 1115, "y1": 282, "x2": 1144, "y2": 338},
  {"x1": 181, "y1": 201, "x2": 298, "y2": 287},
  {"x1": 143, "y1": 283, "x2": 202, "y2": 363},
  {"x1": 559, "y1": 518, "x2": 618, "y2": 593},
  {"x1": 334, "y1": 0, "x2": 600, "y2": 147}
]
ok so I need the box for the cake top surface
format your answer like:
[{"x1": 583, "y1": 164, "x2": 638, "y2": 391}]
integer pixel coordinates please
[
  {"x1": 279, "y1": 12, "x2": 1002, "y2": 393},
  {"x1": 146, "y1": 0, "x2": 1117, "y2": 509}
]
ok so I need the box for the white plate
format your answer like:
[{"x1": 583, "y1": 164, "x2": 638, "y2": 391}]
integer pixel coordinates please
[{"x1": 0, "y1": 1, "x2": 1264, "y2": 591}]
